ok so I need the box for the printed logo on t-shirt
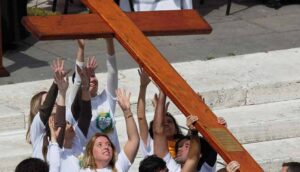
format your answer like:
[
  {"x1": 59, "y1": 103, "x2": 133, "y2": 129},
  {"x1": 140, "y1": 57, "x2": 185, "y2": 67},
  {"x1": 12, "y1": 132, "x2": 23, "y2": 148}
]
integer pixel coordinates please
[{"x1": 96, "y1": 107, "x2": 113, "y2": 133}]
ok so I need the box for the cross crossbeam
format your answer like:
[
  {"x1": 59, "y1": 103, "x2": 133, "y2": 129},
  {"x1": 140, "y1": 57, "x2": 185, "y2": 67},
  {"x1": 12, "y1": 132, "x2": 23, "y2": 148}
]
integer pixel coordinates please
[{"x1": 22, "y1": 10, "x2": 212, "y2": 40}]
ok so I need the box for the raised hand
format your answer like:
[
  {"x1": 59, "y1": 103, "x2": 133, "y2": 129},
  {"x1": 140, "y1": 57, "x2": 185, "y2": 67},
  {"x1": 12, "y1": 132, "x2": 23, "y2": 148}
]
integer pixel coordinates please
[
  {"x1": 138, "y1": 68, "x2": 151, "y2": 87},
  {"x1": 116, "y1": 88, "x2": 131, "y2": 113},
  {"x1": 186, "y1": 115, "x2": 199, "y2": 130},
  {"x1": 52, "y1": 58, "x2": 69, "y2": 93},
  {"x1": 86, "y1": 56, "x2": 98, "y2": 78},
  {"x1": 152, "y1": 94, "x2": 170, "y2": 114},
  {"x1": 48, "y1": 116, "x2": 61, "y2": 143},
  {"x1": 226, "y1": 161, "x2": 240, "y2": 172}
]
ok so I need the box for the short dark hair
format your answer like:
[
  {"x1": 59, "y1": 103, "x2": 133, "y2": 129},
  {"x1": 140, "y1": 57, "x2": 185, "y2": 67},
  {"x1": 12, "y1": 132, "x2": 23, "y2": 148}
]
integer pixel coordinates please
[
  {"x1": 139, "y1": 155, "x2": 167, "y2": 172},
  {"x1": 148, "y1": 112, "x2": 182, "y2": 139},
  {"x1": 282, "y1": 162, "x2": 300, "y2": 172},
  {"x1": 175, "y1": 135, "x2": 191, "y2": 154},
  {"x1": 15, "y1": 158, "x2": 49, "y2": 172}
]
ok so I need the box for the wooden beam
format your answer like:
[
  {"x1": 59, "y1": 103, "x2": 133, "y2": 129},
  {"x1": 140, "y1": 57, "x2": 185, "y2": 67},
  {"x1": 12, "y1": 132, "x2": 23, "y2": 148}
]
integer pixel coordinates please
[
  {"x1": 82, "y1": 0, "x2": 263, "y2": 171},
  {"x1": 22, "y1": 10, "x2": 212, "y2": 40},
  {"x1": 0, "y1": 0, "x2": 10, "y2": 77}
]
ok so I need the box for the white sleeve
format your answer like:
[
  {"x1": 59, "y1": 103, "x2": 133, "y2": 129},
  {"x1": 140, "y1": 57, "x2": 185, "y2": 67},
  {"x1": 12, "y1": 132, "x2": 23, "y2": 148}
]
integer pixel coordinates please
[
  {"x1": 68, "y1": 60, "x2": 84, "y2": 108},
  {"x1": 116, "y1": 150, "x2": 132, "y2": 172},
  {"x1": 139, "y1": 133, "x2": 154, "y2": 158},
  {"x1": 30, "y1": 113, "x2": 45, "y2": 147},
  {"x1": 105, "y1": 89, "x2": 117, "y2": 114},
  {"x1": 106, "y1": 54, "x2": 118, "y2": 109},
  {"x1": 182, "y1": 0, "x2": 193, "y2": 9},
  {"x1": 48, "y1": 142, "x2": 61, "y2": 172},
  {"x1": 72, "y1": 123, "x2": 88, "y2": 156},
  {"x1": 66, "y1": 108, "x2": 76, "y2": 126},
  {"x1": 60, "y1": 149, "x2": 81, "y2": 172},
  {"x1": 163, "y1": 153, "x2": 181, "y2": 172}
]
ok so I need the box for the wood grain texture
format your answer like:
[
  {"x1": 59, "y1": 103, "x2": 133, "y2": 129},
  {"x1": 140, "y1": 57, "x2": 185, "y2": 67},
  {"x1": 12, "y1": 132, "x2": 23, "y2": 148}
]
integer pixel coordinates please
[
  {"x1": 22, "y1": 10, "x2": 212, "y2": 40},
  {"x1": 82, "y1": 0, "x2": 263, "y2": 171}
]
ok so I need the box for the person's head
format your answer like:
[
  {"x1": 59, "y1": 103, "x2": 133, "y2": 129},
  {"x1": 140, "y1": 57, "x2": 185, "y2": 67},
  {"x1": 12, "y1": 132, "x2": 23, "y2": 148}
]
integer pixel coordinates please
[
  {"x1": 149, "y1": 112, "x2": 182, "y2": 139},
  {"x1": 26, "y1": 91, "x2": 47, "y2": 143},
  {"x1": 82, "y1": 133, "x2": 116, "y2": 169},
  {"x1": 139, "y1": 155, "x2": 168, "y2": 172},
  {"x1": 175, "y1": 136, "x2": 191, "y2": 164},
  {"x1": 72, "y1": 72, "x2": 99, "y2": 97},
  {"x1": 15, "y1": 157, "x2": 49, "y2": 172},
  {"x1": 175, "y1": 135, "x2": 201, "y2": 164},
  {"x1": 89, "y1": 76, "x2": 99, "y2": 97},
  {"x1": 282, "y1": 162, "x2": 300, "y2": 172}
]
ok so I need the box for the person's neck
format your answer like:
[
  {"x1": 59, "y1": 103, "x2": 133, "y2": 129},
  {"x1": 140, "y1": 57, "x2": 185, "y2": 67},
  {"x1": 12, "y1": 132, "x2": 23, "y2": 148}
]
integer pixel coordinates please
[{"x1": 95, "y1": 160, "x2": 110, "y2": 169}]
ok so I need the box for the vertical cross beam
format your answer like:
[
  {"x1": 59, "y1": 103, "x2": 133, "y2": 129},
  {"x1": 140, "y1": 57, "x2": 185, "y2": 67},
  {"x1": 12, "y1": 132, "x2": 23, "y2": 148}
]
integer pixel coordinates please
[{"x1": 82, "y1": 0, "x2": 263, "y2": 171}]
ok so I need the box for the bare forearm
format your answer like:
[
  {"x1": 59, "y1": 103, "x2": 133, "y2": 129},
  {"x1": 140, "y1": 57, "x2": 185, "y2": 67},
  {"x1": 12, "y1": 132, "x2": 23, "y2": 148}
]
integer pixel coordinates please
[
  {"x1": 182, "y1": 136, "x2": 200, "y2": 172},
  {"x1": 153, "y1": 92, "x2": 168, "y2": 158},
  {"x1": 124, "y1": 110, "x2": 139, "y2": 141},
  {"x1": 123, "y1": 109, "x2": 139, "y2": 163},
  {"x1": 57, "y1": 91, "x2": 66, "y2": 106},
  {"x1": 137, "y1": 85, "x2": 149, "y2": 143}
]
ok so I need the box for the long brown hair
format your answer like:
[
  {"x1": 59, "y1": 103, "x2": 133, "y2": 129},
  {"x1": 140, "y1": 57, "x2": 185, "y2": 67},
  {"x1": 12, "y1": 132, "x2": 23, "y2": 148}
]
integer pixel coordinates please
[
  {"x1": 82, "y1": 133, "x2": 117, "y2": 171},
  {"x1": 26, "y1": 91, "x2": 47, "y2": 144}
]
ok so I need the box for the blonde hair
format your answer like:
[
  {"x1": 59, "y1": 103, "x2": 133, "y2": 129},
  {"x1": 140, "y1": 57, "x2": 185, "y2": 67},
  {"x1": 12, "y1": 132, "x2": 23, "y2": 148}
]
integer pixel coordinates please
[
  {"x1": 82, "y1": 133, "x2": 117, "y2": 172},
  {"x1": 26, "y1": 91, "x2": 47, "y2": 144}
]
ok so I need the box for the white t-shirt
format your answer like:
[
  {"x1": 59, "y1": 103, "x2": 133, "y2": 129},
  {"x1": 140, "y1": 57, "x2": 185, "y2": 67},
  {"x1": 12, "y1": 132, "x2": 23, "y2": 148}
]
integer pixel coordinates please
[
  {"x1": 47, "y1": 124, "x2": 87, "y2": 172},
  {"x1": 163, "y1": 153, "x2": 181, "y2": 172},
  {"x1": 30, "y1": 113, "x2": 46, "y2": 160},
  {"x1": 163, "y1": 153, "x2": 216, "y2": 172},
  {"x1": 80, "y1": 150, "x2": 132, "y2": 172},
  {"x1": 134, "y1": 0, "x2": 192, "y2": 11},
  {"x1": 67, "y1": 89, "x2": 121, "y2": 153},
  {"x1": 139, "y1": 133, "x2": 153, "y2": 158},
  {"x1": 67, "y1": 54, "x2": 120, "y2": 153},
  {"x1": 199, "y1": 162, "x2": 216, "y2": 172}
]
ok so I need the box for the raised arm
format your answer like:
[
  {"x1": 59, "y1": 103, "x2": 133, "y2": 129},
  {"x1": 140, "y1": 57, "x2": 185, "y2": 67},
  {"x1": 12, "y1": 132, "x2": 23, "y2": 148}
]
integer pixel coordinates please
[
  {"x1": 39, "y1": 60, "x2": 60, "y2": 125},
  {"x1": 137, "y1": 68, "x2": 151, "y2": 145},
  {"x1": 116, "y1": 88, "x2": 139, "y2": 163},
  {"x1": 105, "y1": 38, "x2": 118, "y2": 102},
  {"x1": 180, "y1": 115, "x2": 201, "y2": 172},
  {"x1": 153, "y1": 90, "x2": 168, "y2": 158},
  {"x1": 69, "y1": 39, "x2": 85, "y2": 119},
  {"x1": 76, "y1": 66, "x2": 92, "y2": 137},
  {"x1": 181, "y1": 133, "x2": 201, "y2": 172},
  {"x1": 52, "y1": 58, "x2": 69, "y2": 148}
]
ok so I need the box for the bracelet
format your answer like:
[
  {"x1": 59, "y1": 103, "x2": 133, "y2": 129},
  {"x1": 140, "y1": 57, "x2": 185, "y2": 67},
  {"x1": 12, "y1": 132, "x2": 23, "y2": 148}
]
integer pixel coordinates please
[{"x1": 126, "y1": 114, "x2": 133, "y2": 119}]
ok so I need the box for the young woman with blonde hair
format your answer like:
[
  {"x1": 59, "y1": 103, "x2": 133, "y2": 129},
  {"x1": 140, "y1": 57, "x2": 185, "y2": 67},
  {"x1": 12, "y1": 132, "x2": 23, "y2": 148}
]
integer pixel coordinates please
[
  {"x1": 80, "y1": 88, "x2": 140, "y2": 172},
  {"x1": 27, "y1": 59, "x2": 69, "y2": 161}
]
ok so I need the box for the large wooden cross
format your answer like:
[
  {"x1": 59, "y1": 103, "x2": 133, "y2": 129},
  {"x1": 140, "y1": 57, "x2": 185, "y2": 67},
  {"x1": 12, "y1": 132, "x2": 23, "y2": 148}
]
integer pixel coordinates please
[{"x1": 22, "y1": 0, "x2": 263, "y2": 171}]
